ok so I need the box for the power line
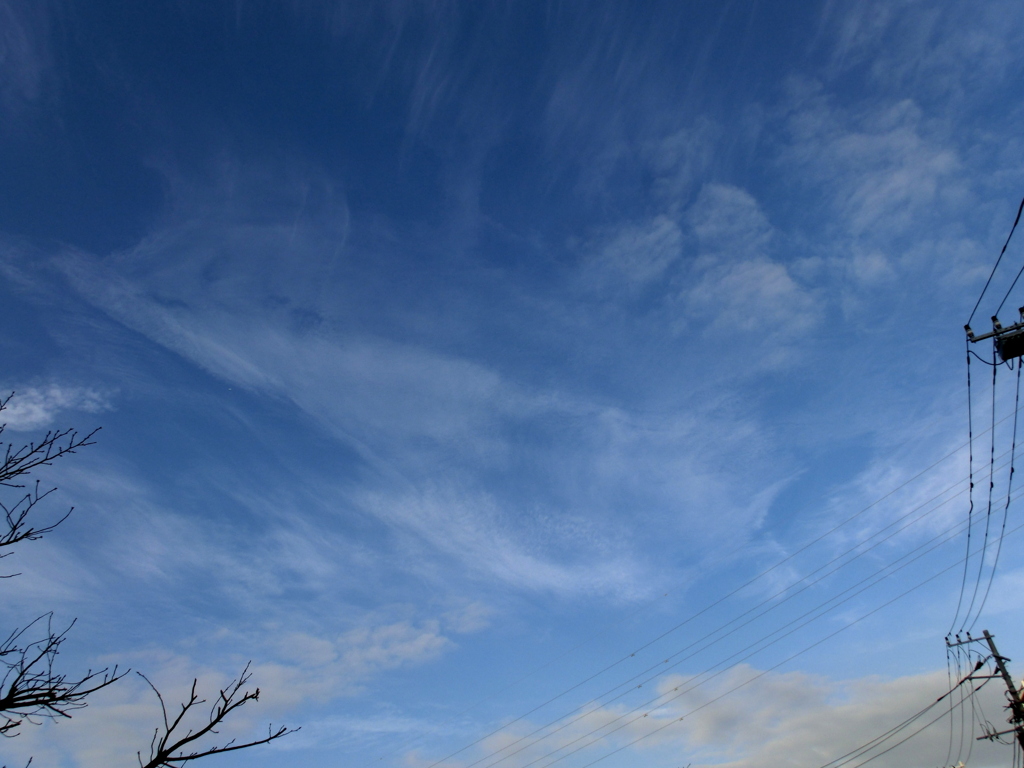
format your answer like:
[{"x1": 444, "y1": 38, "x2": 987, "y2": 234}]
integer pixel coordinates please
[
  {"x1": 837, "y1": 680, "x2": 992, "y2": 768},
  {"x1": 414, "y1": 419, "x2": 1023, "y2": 768},
  {"x1": 971, "y1": 359, "x2": 1023, "y2": 630},
  {"x1": 967, "y1": 194, "x2": 1024, "y2": 326},
  {"x1": 429, "y1": 466, "x2": 983, "y2": 768},
  {"x1": 415, "y1": 429, "x2": 982, "y2": 768},
  {"x1": 960, "y1": 342, "x2": 1000, "y2": 632},
  {"x1": 445, "y1": 446, "x2": 1022, "y2": 768},
  {"x1": 476, "y1": 499, "x2": 1004, "y2": 768},
  {"x1": 556, "y1": 537, "x2": 1007, "y2": 768},
  {"x1": 467, "y1": 469, "x2": 1000, "y2": 768},
  {"x1": 371, "y1": 426, "x2": 990, "y2": 768},
  {"x1": 820, "y1": 667, "x2": 991, "y2": 768},
  {"x1": 949, "y1": 338, "x2": 976, "y2": 634},
  {"x1": 437, "y1": 506, "x2": 1024, "y2": 768}
]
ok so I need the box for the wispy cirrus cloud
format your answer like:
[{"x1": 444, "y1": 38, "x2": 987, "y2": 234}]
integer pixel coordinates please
[
  {"x1": 6, "y1": 2, "x2": 1024, "y2": 768},
  {"x1": 580, "y1": 215, "x2": 684, "y2": 292},
  {"x1": 23, "y1": 199, "x2": 792, "y2": 601},
  {"x1": 816, "y1": 0, "x2": 1024, "y2": 102},
  {"x1": 778, "y1": 86, "x2": 961, "y2": 240},
  {"x1": 0, "y1": 0, "x2": 56, "y2": 118}
]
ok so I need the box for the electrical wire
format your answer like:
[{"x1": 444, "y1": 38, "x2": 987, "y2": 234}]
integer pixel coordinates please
[
  {"x1": 964, "y1": 673, "x2": 978, "y2": 766},
  {"x1": 971, "y1": 357, "x2": 1023, "y2": 630},
  {"x1": 840, "y1": 678, "x2": 993, "y2": 768},
  {"x1": 554, "y1": 539, "x2": 1008, "y2": 768},
  {"x1": 949, "y1": 338, "x2": 976, "y2": 635},
  {"x1": 826, "y1": 701, "x2": 947, "y2": 768},
  {"x1": 375, "y1": 426, "x2": 1006, "y2": 768},
  {"x1": 467, "y1": 470, "x2": 1002, "y2": 768},
  {"x1": 960, "y1": 342, "x2": 999, "y2": 633},
  {"x1": 360, "y1": 581, "x2": 675, "y2": 767},
  {"x1": 968, "y1": 194, "x2": 1024, "y2": 326},
  {"x1": 946, "y1": 647, "x2": 962, "y2": 765},
  {"x1": 820, "y1": 670, "x2": 990, "y2": 768},
  {"x1": 943, "y1": 643, "x2": 957, "y2": 767},
  {"x1": 417, "y1": 432, "x2": 1024, "y2": 768},
  {"x1": 968, "y1": 349, "x2": 1005, "y2": 366},
  {"x1": 478, "y1": 505, "x2": 995, "y2": 768},
  {"x1": 436, "y1": 457, "x2": 1006, "y2": 768},
  {"x1": 445, "y1": 506, "x2": 1024, "y2": 768},
  {"x1": 416, "y1": 426, "x2": 998, "y2": 768},
  {"x1": 394, "y1": 410, "x2": 1024, "y2": 768}
]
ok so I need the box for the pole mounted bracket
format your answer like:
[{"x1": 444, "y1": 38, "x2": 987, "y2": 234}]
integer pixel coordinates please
[{"x1": 966, "y1": 308, "x2": 1024, "y2": 361}]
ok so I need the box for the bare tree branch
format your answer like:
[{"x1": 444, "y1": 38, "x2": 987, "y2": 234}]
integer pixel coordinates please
[
  {"x1": 1, "y1": 392, "x2": 298, "y2": 764},
  {"x1": 0, "y1": 614, "x2": 125, "y2": 737},
  {"x1": 0, "y1": 400, "x2": 100, "y2": 488},
  {"x1": 137, "y1": 664, "x2": 298, "y2": 768},
  {"x1": 0, "y1": 393, "x2": 124, "y2": 745},
  {"x1": 0, "y1": 481, "x2": 71, "y2": 577},
  {"x1": 0, "y1": 392, "x2": 98, "y2": 560}
]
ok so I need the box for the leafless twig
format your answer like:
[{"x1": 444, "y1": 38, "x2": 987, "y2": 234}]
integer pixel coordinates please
[
  {"x1": 137, "y1": 663, "x2": 297, "y2": 768},
  {"x1": 1, "y1": 392, "x2": 297, "y2": 764},
  {"x1": 1, "y1": 394, "x2": 99, "y2": 489},
  {"x1": 0, "y1": 614, "x2": 124, "y2": 737},
  {"x1": 0, "y1": 392, "x2": 98, "y2": 565}
]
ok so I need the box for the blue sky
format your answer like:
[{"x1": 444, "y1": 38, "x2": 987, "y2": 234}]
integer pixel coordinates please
[{"x1": 3, "y1": 1, "x2": 1024, "y2": 766}]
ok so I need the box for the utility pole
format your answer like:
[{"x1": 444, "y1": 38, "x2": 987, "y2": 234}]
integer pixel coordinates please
[
  {"x1": 947, "y1": 630, "x2": 1024, "y2": 750},
  {"x1": 981, "y1": 630, "x2": 1024, "y2": 751}
]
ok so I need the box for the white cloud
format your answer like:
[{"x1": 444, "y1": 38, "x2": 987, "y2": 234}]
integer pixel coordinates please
[
  {"x1": 644, "y1": 119, "x2": 718, "y2": 212},
  {"x1": 679, "y1": 184, "x2": 819, "y2": 341},
  {"x1": 0, "y1": 0, "x2": 54, "y2": 116},
  {"x1": 0, "y1": 608, "x2": 475, "y2": 767},
  {"x1": 443, "y1": 601, "x2": 493, "y2": 634},
  {"x1": 281, "y1": 710, "x2": 451, "y2": 752},
  {"x1": 56, "y1": 249, "x2": 519, "y2": 457},
  {"x1": 582, "y1": 215, "x2": 684, "y2": 290},
  {"x1": 47, "y1": 237, "x2": 789, "y2": 598},
  {"x1": 687, "y1": 184, "x2": 772, "y2": 257},
  {"x1": 255, "y1": 618, "x2": 453, "y2": 708},
  {"x1": 0, "y1": 384, "x2": 112, "y2": 431},
  {"x1": 845, "y1": 249, "x2": 895, "y2": 285},
  {"x1": 359, "y1": 483, "x2": 644, "y2": 598},
  {"x1": 684, "y1": 257, "x2": 818, "y2": 336},
  {"x1": 777, "y1": 85, "x2": 961, "y2": 241},
  {"x1": 683, "y1": 666, "x2": 1011, "y2": 768},
  {"x1": 816, "y1": 0, "x2": 1024, "y2": 102},
  {"x1": 416, "y1": 665, "x2": 1013, "y2": 768}
]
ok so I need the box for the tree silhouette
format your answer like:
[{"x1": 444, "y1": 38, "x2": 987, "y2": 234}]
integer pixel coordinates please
[
  {"x1": 137, "y1": 663, "x2": 293, "y2": 768},
  {"x1": 0, "y1": 393, "x2": 296, "y2": 764}
]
